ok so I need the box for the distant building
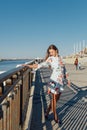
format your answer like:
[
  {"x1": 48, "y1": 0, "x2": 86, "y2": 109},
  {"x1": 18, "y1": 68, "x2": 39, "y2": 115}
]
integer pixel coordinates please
[{"x1": 84, "y1": 48, "x2": 87, "y2": 54}]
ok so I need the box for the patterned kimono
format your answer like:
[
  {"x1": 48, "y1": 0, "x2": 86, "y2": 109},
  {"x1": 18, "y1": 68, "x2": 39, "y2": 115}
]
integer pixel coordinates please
[{"x1": 38, "y1": 56, "x2": 69, "y2": 94}]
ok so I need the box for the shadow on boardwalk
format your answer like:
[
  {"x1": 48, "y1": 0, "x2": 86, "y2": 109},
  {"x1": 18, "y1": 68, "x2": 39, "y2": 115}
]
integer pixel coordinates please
[{"x1": 30, "y1": 68, "x2": 87, "y2": 130}]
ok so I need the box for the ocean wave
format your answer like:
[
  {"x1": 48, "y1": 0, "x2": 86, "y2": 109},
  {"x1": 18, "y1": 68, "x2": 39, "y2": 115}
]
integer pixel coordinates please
[{"x1": 0, "y1": 71, "x2": 6, "y2": 74}]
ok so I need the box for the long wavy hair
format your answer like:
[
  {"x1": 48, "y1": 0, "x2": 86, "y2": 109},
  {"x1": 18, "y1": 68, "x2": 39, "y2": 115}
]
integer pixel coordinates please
[{"x1": 45, "y1": 44, "x2": 59, "y2": 60}]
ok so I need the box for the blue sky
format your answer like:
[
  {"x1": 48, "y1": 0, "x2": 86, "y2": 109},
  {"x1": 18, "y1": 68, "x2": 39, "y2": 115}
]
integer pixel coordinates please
[{"x1": 0, "y1": 0, "x2": 87, "y2": 59}]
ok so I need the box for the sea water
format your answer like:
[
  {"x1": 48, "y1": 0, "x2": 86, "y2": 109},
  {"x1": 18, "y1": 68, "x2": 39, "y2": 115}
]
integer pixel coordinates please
[{"x1": 0, "y1": 59, "x2": 32, "y2": 74}]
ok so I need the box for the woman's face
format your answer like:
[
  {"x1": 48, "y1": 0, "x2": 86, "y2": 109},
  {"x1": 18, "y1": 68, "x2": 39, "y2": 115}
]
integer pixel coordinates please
[{"x1": 48, "y1": 49, "x2": 57, "y2": 57}]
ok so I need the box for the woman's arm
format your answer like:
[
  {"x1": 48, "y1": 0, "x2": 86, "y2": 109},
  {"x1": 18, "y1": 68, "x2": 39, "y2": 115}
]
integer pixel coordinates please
[
  {"x1": 22, "y1": 59, "x2": 51, "y2": 69},
  {"x1": 22, "y1": 64, "x2": 38, "y2": 69}
]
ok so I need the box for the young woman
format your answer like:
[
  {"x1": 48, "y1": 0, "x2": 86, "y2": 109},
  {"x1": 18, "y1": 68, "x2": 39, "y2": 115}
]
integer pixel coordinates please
[{"x1": 22, "y1": 44, "x2": 69, "y2": 124}]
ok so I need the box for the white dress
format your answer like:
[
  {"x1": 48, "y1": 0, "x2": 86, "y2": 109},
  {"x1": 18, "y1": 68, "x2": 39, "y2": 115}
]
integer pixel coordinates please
[{"x1": 38, "y1": 56, "x2": 67, "y2": 94}]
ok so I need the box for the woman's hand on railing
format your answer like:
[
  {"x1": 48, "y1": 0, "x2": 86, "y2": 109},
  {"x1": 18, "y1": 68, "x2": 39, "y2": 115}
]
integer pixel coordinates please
[{"x1": 22, "y1": 64, "x2": 38, "y2": 69}]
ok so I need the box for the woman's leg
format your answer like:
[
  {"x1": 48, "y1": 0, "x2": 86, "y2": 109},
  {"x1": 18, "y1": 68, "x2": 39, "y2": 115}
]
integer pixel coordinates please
[
  {"x1": 53, "y1": 93, "x2": 61, "y2": 122},
  {"x1": 53, "y1": 94, "x2": 57, "y2": 120},
  {"x1": 45, "y1": 92, "x2": 61, "y2": 122}
]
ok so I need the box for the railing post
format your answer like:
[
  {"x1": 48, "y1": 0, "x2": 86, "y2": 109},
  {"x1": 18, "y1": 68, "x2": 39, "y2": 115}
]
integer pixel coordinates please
[
  {"x1": 0, "y1": 105, "x2": 3, "y2": 130},
  {"x1": 0, "y1": 83, "x2": 4, "y2": 96},
  {"x1": 9, "y1": 94, "x2": 13, "y2": 130}
]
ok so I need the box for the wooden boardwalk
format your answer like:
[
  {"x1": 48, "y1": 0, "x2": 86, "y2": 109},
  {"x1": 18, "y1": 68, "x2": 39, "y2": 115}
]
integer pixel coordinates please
[{"x1": 29, "y1": 65, "x2": 87, "y2": 130}]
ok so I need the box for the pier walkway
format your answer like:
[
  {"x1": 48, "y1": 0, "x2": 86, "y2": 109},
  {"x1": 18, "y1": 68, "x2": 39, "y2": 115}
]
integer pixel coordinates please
[
  {"x1": 0, "y1": 62, "x2": 87, "y2": 130},
  {"x1": 29, "y1": 64, "x2": 87, "y2": 130}
]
